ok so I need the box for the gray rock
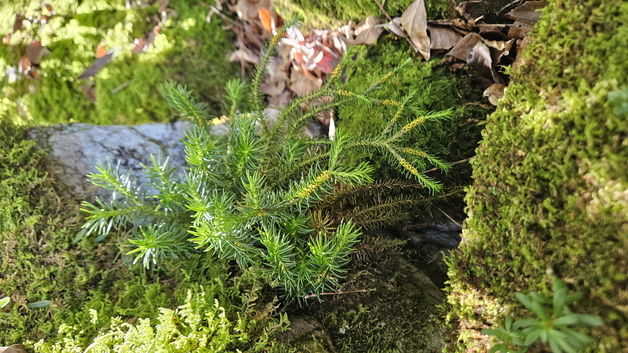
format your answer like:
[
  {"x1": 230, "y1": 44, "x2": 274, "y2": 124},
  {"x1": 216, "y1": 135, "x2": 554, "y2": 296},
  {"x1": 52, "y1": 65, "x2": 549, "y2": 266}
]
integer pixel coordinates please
[
  {"x1": 28, "y1": 121, "x2": 202, "y2": 199},
  {"x1": 0, "y1": 345, "x2": 28, "y2": 353},
  {"x1": 406, "y1": 221, "x2": 462, "y2": 249}
]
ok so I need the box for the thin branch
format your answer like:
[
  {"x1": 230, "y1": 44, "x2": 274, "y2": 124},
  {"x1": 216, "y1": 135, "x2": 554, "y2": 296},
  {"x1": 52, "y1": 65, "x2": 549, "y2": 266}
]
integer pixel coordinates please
[
  {"x1": 303, "y1": 288, "x2": 374, "y2": 300},
  {"x1": 423, "y1": 157, "x2": 472, "y2": 174},
  {"x1": 437, "y1": 207, "x2": 462, "y2": 228}
]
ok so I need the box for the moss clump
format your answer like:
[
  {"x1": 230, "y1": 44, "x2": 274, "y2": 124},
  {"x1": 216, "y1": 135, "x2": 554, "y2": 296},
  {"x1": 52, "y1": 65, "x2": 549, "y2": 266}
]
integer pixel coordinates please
[
  {"x1": 445, "y1": 0, "x2": 627, "y2": 351},
  {"x1": 274, "y1": 0, "x2": 456, "y2": 29},
  {"x1": 0, "y1": 0, "x2": 236, "y2": 125},
  {"x1": 0, "y1": 121, "x2": 214, "y2": 346},
  {"x1": 0, "y1": 121, "x2": 109, "y2": 343},
  {"x1": 283, "y1": 236, "x2": 446, "y2": 353}
]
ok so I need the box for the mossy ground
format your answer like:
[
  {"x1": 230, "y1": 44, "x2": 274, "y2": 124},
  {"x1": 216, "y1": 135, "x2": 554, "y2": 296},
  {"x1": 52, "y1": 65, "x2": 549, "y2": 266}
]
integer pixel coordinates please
[
  {"x1": 0, "y1": 122, "x2": 242, "y2": 348},
  {"x1": 445, "y1": 0, "x2": 627, "y2": 351},
  {"x1": 280, "y1": 235, "x2": 446, "y2": 353},
  {"x1": 0, "y1": 0, "x2": 236, "y2": 125},
  {"x1": 274, "y1": 0, "x2": 456, "y2": 29}
]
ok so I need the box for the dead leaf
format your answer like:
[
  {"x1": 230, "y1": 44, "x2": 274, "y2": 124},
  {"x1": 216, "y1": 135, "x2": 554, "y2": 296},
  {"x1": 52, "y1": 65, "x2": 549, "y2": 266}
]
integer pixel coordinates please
[
  {"x1": 400, "y1": 0, "x2": 430, "y2": 60},
  {"x1": 79, "y1": 52, "x2": 113, "y2": 79},
  {"x1": 505, "y1": 1, "x2": 546, "y2": 24},
  {"x1": 229, "y1": 47, "x2": 259, "y2": 64},
  {"x1": 427, "y1": 25, "x2": 462, "y2": 50},
  {"x1": 381, "y1": 17, "x2": 406, "y2": 37},
  {"x1": 455, "y1": 1, "x2": 483, "y2": 21},
  {"x1": 26, "y1": 41, "x2": 46, "y2": 64},
  {"x1": 95, "y1": 45, "x2": 108, "y2": 58},
  {"x1": 447, "y1": 33, "x2": 483, "y2": 61},
  {"x1": 258, "y1": 8, "x2": 274, "y2": 32},
  {"x1": 19, "y1": 56, "x2": 31, "y2": 74},
  {"x1": 353, "y1": 16, "x2": 384, "y2": 45},
  {"x1": 512, "y1": 36, "x2": 532, "y2": 69},
  {"x1": 13, "y1": 14, "x2": 25, "y2": 32},
  {"x1": 289, "y1": 69, "x2": 322, "y2": 96},
  {"x1": 507, "y1": 20, "x2": 533, "y2": 39},
  {"x1": 467, "y1": 41, "x2": 502, "y2": 85},
  {"x1": 483, "y1": 83, "x2": 505, "y2": 105}
]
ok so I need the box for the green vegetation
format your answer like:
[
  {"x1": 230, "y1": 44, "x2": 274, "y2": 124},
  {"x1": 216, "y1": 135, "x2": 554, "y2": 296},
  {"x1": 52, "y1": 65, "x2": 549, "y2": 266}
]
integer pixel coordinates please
[
  {"x1": 79, "y1": 30, "x2": 454, "y2": 300},
  {"x1": 338, "y1": 41, "x2": 485, "y2": 181},
  {"x1": 484, "y1": 277, "x2": 602, "y2": 353},
  {"x1": 33, "y1": 283, "x2": 289, "y2": 353},
  {"x1": 0, "y1": 0, "x2": 236, "y2": 125},
  {"x1": 274, "y1": 0, "x2": 456, "y2": 28},
  {"x1": 446, "y1": 0, "x2": 628, "y2": 352}
]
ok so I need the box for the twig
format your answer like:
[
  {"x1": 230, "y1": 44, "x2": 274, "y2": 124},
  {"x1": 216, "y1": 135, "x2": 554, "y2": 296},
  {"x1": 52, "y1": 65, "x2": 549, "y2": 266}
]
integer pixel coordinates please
[
  {"x1": 497, "y1": 0, "x2": 526, "y2": 16},
  {"x1": 303, "y1": 288, "x2": 374, "y2": 300},
  {"x1": 437, "y1": 207, "x2": 462, "y2": 228},
  {"x1": 423, "y1": 157, "x2": 472, "y2": 174},
  {"x1": 111, "y1": 81, "x2": 130, "y2": 94},
  {"x1": 372, "y1": 0, "x2": 420, "y2": 53}
]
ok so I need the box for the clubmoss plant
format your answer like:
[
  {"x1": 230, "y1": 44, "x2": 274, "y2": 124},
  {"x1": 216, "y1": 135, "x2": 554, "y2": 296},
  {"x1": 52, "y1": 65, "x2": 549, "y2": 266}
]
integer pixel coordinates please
[{"x1": 80, "y1": 26, "x2": 453, "y2": 300}]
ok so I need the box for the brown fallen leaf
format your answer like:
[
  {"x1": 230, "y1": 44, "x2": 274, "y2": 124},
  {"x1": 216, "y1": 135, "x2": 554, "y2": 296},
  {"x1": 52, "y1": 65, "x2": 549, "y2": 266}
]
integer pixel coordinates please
[
  {"x1": 447, "y1": 32, "x2": 483, "y2": 61},
  {"x1": 427, "y1": 25, "x2": 462, "y2": 50},
  {"x1": 512, "y1": 36, "x2": 532, "y2": 70},
  {"x1": 289, "y1": 69, "x2": 322, "y2": 96},
  {"x1": 79, "y1": 52, "x2": 113, "y2": 79},
  {"x1": 258, "y1": 8, "x2": 274, "y2": 32},
  {"x1": 381, "y1": 17, "x2": 407, "y2": 37},
  {"x1": 455, "y1": 1, "x2": 484, "y2": 21},
  {"x1": 483, "y1": 83, "x2": 505, "y2": 105},
  {"x1": 507, "y1": 20, "x2": 534, "y2": 39},
  {"x1": 19, "y1": 56, "x2": 31, "y2": 74},
  {"x1": 95, "y1": 45, "x2": 108, "y2": 58},
  {"x1": 505, "y1": 1, "x2": 546, "y2": 24},
  {"x1": 467, "y1": 41, "x2": 502, "y2": 85},
  {"x1": 229, "y1": 47, "x2": 260, "y2": 65},
  {"x1": 400, "y1": 0, "x2": 430, "y2": 60},
  {"x1": 26, "y1": 41, "x2": 46, "y2": 64},
  {"x1": 353, "y1": 16, "x2": 384, "y2": 45}
]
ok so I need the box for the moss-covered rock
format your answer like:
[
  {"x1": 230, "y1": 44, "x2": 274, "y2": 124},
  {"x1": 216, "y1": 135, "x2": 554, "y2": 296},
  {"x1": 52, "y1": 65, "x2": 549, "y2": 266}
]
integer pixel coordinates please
[
  {"x1": 281, "y1": 236, "x2": 446, "y2": 353},
  {"x1": 445, "y1": 0, "x2": 627, "y2": 351}
]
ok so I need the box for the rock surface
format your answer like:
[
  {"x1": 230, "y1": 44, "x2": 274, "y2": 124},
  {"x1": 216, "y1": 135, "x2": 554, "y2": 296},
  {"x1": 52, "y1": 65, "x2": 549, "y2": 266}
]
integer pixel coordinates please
[
  {"x1": 28, "y1": 122, "x2": 205, "y2": 199},
  {"x1": 0, "y1": 345, "x2": 28, "y2": 353}
]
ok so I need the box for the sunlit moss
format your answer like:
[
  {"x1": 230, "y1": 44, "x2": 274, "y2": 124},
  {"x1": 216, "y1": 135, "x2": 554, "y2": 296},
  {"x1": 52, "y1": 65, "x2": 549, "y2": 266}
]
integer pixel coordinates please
[{"x1": 445, "y1": 0, "x2": 628, "y2": 351}]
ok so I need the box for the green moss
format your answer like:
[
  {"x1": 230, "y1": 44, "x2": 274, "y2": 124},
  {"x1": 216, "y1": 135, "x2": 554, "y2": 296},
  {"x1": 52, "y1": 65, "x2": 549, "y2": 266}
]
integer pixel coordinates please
[
  {"x1": 274, "y1": 0, "x2": 456, "y2": 29},
  {"x1": 0, "y1": 0, "x2": 236, "y2": 125},
  {"x1": 0, "y1": 121, "x2": 225, "y2": 346},
  {"x1": 445, "y1": 0, "x2": 627, "y2": 351}
]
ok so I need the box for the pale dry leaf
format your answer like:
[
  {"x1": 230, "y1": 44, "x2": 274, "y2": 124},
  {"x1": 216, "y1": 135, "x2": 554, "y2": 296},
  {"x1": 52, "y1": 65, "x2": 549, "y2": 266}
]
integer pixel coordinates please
[
  {"x1": 289, "y1": 69, "x2": 322, "y2": 96},
  {"x1": 483, "y1": 83, "x2": 505, "y2": 106},
  {"x1": 447, "y1": 32, "x2": 482, "y2": 61},
  {"x1": 229, "y1": 48, "x2": 259, "y2": 64},
  {"x1": 381, "y1": 17, "x2": 406, "y2": 37},
  {"x1": 353, "y1": 16, "x2": 384, "y2": 45},
  {"x1": 400, "y1": 0, "x2": 430, "y2": 60},
  {"x1": 467, "y1": 41, "x2": 502, "y2": 84},
  {"x1": 427, "y1": 25, "x2": 462, "y2": 50}
]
